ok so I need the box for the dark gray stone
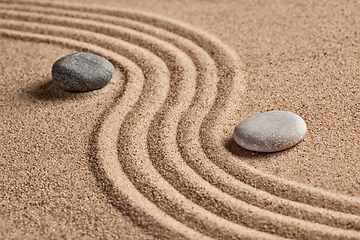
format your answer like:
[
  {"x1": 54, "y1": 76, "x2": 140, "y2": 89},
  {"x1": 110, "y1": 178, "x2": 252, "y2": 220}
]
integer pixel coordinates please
[
  {"x1": 52, "y1": 52, "x2": 114, "y2": 92},
  {"x1": 233, "y1": 111, "x2": 307, "y2": 152}
]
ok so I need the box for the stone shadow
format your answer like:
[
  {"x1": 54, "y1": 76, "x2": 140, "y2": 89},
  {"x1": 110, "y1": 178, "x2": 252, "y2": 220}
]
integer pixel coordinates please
[
  {"x1": 223, "y1": 137, "x2": 278, "y2": 162},
  {"x1": 24, "y1": 76, "x2": 94, "y2": 103}
]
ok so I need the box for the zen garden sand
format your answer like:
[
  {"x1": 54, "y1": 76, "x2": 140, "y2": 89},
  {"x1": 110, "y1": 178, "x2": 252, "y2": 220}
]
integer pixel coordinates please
[{"x1": 0, "y1": 0, "x2": 359, "y2": 239}]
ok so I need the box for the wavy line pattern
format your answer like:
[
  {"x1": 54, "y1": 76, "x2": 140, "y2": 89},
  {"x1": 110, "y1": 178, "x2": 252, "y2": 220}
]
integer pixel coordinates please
[{"x1": 1, "y1": 0, "x2": 360, "y2": 239}]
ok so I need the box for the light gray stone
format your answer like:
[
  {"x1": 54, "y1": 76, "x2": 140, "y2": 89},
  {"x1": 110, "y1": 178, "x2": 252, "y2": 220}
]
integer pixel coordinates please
[
  {"x1": 233, "y1": 111, "x2": 307, "y2": 152},
  {"x1": 52, "y1": 52, "x2": 114, "y2": 92}
]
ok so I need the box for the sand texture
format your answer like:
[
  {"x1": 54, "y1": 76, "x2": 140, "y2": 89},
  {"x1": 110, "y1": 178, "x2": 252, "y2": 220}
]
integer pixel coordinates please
[{"x1": 0, "y1": 0, "x2": 359, "y2": 239}]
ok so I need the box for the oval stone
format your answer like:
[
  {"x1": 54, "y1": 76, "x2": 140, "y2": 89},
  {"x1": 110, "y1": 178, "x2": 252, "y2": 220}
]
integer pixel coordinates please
[
  {"x1": 233, "y1": 111, "x2": 307, "y2": 152},
  {"x1": 52, "y1": 52, "x2": 114, "y2": 92}
]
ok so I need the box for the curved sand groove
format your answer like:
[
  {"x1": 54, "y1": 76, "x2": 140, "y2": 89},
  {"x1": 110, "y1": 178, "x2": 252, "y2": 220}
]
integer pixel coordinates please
[
  {"x1": 199, "y1": 53, "x2": 360, "y2": 216},
  {"x1": 0, "y1": 29, "x2": 210, "y2": 240},
  {"x1": 0, "y1": 12, "x2": 277, "y2": 239},
  {"x1": 4, "y1": 0, "x2": 360, "y2": 215},
  {"x1": 145, "y1": 43, "x2": 360, "y2": 240},
  {"x1": 3, "y1": 5, "x2": 360, "y2": 234},
  {"x1": 0, "y1": 1, "x2": 360, "y2": 238},
  {"x1": 17, "y1": 0, "x2": 360, "y2": 215},
  {"x1": 0, "y1": 9, "x2": 270, "y2": 240},
  {"x1": 131, "y1": 15, "x2": 360, "y2": 240},
  {"x1": 114, "y1": 38, "x2": 280, "y2": 240}
]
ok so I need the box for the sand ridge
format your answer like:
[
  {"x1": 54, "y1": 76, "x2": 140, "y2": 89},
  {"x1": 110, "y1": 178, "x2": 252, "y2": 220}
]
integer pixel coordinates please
[{"x1": 1, "y1": 0, "x2": 360, "y2": 239}]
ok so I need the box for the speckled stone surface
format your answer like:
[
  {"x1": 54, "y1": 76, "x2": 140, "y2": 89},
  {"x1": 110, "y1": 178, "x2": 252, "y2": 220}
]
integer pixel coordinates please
[
  {"x1": 52, "y1": 52, "x2": 114, "y2": 92},
  {"x1": 234, "y1": 111, "x2": 307, "y2": 152}
]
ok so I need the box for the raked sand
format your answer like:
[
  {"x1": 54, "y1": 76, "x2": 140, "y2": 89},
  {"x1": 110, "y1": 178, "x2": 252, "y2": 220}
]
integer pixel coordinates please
[{"x1": 0, "y1": 0, "x2": 359, "y2": 239}]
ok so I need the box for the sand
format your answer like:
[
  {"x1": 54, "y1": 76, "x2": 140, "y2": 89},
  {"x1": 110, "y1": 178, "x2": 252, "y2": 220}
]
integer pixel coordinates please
[{"x1": 0, "y1": 0, "x2": 359, "y2": 239}]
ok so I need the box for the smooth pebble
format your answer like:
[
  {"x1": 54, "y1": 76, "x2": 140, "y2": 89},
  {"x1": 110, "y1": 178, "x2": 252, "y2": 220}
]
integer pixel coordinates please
[
  {"x1": 233, "y1": 111, "x2": 307, "y2": 152},
  {"x1": 52, "y1": 52, "x2": 114, "y2": 92}
]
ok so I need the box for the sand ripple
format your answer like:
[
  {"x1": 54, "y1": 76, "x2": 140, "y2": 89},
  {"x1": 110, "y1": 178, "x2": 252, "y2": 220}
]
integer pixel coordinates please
[{"x1": 1, "y1": 1, "x2": 360, "y2": 239}]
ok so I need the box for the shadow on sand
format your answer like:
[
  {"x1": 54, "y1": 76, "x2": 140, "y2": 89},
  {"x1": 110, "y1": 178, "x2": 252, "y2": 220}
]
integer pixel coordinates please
[
  {"x1": 222, "y1": 137, "x2": 278, "y2": 162},
  {"x1": 24, "y1": 76, "x2": 94, "y2": 102}
]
